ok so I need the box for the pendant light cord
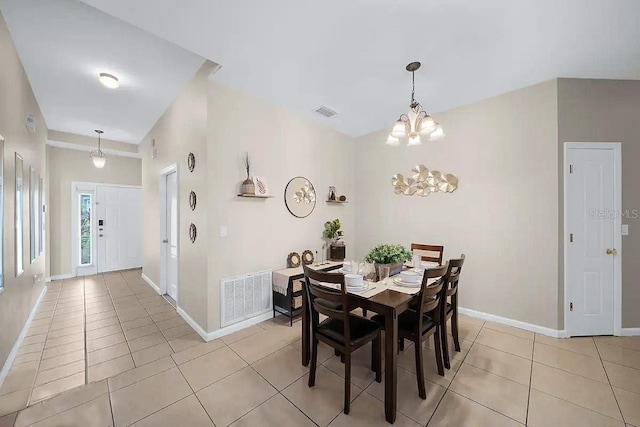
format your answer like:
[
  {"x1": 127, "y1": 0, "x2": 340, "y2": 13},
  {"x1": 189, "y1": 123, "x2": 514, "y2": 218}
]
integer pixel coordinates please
[{"x1": 411, "y1": 71, "x2": 416, "y2": 105}]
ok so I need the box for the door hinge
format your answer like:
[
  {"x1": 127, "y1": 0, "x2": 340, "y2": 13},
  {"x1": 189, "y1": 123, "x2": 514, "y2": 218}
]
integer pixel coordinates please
[
  {"x1": 569, "y1": 164, "x2": 574, "y2": 174},
  {"x1": 570, "y1": 302, "x2": 574, "y2": 312},
  {"x1": 570, "y1": 233, "x2": 573, "y2": 243}
]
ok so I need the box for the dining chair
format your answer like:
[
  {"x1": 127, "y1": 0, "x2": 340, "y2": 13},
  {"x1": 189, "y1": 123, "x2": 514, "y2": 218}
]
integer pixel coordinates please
[
  {"x1": 441, "y1": 254, "x2": 465, "y2": 369},
  {"x1": 303, "y1": 265, "x2": 382, "y2": 414},
  {"x1": 371, "y1": 264, "x2": 448, "y2": 399},
  {"x1": 411, "y1": 243, "x2": 444, "y2": 265}
]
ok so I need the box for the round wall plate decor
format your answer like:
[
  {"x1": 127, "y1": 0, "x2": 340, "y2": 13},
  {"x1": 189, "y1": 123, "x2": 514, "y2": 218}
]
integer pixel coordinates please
[
  {"x1": 189, "y1": 191, "x2": 197, "y2": 211},
  {"x1": 187, "y1": 152, "x2": 195, "y2": 172},
  {"x1": 189, "y1": 223, "x2": 197, "y2": 243},
  {"x1": 302, "y1": 250, "x2": 314, "y2": 265},
  {"x1": 287, "y1": 252, "x2": 301, "y2": 268}
]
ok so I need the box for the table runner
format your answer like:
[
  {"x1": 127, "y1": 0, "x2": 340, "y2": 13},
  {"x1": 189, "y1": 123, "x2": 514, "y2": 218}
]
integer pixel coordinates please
[{"x1": 272, "y1": 261, "x2": 343, "y2": 295}]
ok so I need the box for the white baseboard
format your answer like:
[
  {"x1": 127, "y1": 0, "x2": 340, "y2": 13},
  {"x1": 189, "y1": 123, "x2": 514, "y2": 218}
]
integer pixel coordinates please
[
  {"x1": 620, "y1": 328, "x2": 640, "y2": 336},
  {"x1": 207, "y1": 313, "x2": 273, "y2": 341},
  {"x1": 47, "y1": 273, "x2": 74, "y2": 282},
  {"x1": 0, "y1": 286, "x2": 48, "y2": 389},
  {"x1": 176, "y1": 307, "x2": 273, "y2": 343},
  {"x1": 141, "y1": 273, "x2": 161, "y2": 295},
  {"x1": 176, "y1": 307, "x2": 209, "y2": 341},
  {"x1": 458, "y1": 307, "x2": 565, "y2": 338}
]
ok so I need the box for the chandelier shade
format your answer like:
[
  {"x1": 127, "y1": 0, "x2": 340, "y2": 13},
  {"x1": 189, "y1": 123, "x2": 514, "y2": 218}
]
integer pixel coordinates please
[
  {"x1": 91, "y1": 129, "x2": 107, "y2": 168},
  {"x1": 387, "y1": 62, "x2": 444, "y2": 146}
]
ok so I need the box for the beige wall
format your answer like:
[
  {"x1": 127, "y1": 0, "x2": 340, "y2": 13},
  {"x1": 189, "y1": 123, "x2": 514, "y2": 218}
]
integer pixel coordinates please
[
  {"x1": 558, "y1": 78, "x2": 640, "y2": 328},
  {"x1": 139, "y1": 63, "x2": 215, "y2": 329},
  {"x1": 0, "y1": 11, "x2": 47, "y2": 368},
  {"x1": 46, "y1": 146, "x2": 141, "y2": 277},
  {"x1": 206, "y1": 82, "x2": 356, "y2": 331},
  {"x1": 355, "y1": 80, "x2": 560, "y2": 329}
]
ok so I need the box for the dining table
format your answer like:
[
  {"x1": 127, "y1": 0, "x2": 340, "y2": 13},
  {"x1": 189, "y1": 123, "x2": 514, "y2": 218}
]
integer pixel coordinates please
[{"x1": 301, "y1": 268, "x2": 422, "y2": 424}]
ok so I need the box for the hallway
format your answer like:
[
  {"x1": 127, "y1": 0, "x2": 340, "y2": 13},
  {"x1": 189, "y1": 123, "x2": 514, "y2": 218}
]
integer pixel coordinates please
[{"x1": 0, "y1": 270, "x2": 204, "y2": 417}]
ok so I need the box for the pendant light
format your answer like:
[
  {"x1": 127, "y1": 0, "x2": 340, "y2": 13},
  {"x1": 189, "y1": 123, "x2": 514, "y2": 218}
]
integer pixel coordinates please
[
  {"x1": 90, "y1": 129, "x2": 106, "y2": 168},
  {"x1": 387, "y1": 62, "x2": 444, "y2": 146}
]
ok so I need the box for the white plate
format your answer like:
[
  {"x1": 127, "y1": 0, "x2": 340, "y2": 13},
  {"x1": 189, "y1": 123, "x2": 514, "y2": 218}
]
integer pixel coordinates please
[
  {"x1": 347, "y1": 282, "x2": 369, "y2": 292},
  {"x1": 338, "y1": 267, "x2": 363, "y2": 274},
  {"x1": 393, "y1": 277, "x2": 421, "y2": 288}
]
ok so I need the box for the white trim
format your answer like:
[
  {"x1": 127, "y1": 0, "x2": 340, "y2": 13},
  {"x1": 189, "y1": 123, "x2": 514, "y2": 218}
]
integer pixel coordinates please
[
  {"x1": 458, "y1": 307, "x2": 565, "y2": 338},
  {"x1": 141, "y1": 272, "x2": 161, "y2": 295},
  {"x1": 176, "y1": 306, "x2": 273, "y2": 343},
  {"x1": 47, "y1": 140, "x2": 141, "y2": 159},
  {"x1": 0, "y1": 286, "x2": 47, "y2": 389},
  {"x1": 177, "y1": 307, "x2": 209, "y2": 341},
  {"x1": 620, "y1": 328, "x2": 640, "y2": 336},
  {"x1": 47, "y1": 273, "x2": 75, "y2": 282},
  {"x1": 563, "y1": 142, "x2": 622, "y2": 337},
  {"x1": 159, "y1": 164, "x2": 178, "y2": 299}
]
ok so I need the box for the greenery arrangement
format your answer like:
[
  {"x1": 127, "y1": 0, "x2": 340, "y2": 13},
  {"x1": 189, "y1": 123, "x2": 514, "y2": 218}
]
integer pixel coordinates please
[
  {"x1": 323, "y1": 219, "x2": 344, "y2": 244},
  {"x1": 365, "y1": 244, "x2": 412, "y2": 264}
]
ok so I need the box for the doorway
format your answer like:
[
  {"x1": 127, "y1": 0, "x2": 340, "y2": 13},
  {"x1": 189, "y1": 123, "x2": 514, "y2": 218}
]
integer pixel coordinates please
[
  {"x1": 159, "y1": 165, "x2": 179, "y2": 303},
  {"x1": 564, "y1": 142, "x2": 622, "y2": 337},
  {"x1": 72, "y1": 183, "x2": 142, "y2": 276}
]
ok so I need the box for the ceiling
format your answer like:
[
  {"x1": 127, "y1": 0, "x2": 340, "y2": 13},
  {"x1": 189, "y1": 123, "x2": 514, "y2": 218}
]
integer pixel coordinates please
[
  {"x1": 1, "y1": 0, "x2": 205, "y2": 144},
  {"x1": 78, "y1": 0, "x2": 640, "y2": 138}
]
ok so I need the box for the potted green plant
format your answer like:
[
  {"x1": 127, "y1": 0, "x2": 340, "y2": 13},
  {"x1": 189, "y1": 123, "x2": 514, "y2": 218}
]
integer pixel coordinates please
[
  {"x1": 323, "y1": 219, "x2": 346, "y2": 260},
  {"x1": 241, "y1": 152, "x2": 255, "y2": 195},
  {"x1": 365, "y1": 244, "x2": 412, "y2": 277}
]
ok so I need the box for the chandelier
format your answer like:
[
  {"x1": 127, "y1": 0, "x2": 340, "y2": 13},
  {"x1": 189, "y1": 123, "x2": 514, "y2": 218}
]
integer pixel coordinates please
[
  {"x1": 387, "y1": 62, "x2": 444, "y2": 146},
  {"x1": 90, "y1": 129, "x2": 106, "y2": 168}
]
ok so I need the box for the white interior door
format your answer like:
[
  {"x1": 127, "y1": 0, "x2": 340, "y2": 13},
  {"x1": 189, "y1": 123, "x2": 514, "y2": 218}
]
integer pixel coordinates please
[
  {"x1": 96, "y1": 186, "x2": 143, "y2": 273},
  {"x1": 566, "y1": 147, "x2": 617, "y2": 336},
  {"x1": 165, "y1": 171, "x2": 178, "y2": 300}
]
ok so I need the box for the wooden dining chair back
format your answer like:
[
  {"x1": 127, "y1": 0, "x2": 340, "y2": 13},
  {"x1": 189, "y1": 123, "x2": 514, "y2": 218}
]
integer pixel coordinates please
[
  {"x1": 441, "y1": 254, "x2": 465, "y2": 369},
  {"x1": 411, "y1": 243, "x2": 444, "y2": 265},
  {"x1": 302, "y1": 265, "x2": 382, "y2": 415}
]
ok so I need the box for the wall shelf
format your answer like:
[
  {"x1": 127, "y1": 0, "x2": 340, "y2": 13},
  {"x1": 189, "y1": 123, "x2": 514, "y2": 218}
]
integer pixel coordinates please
[
  {"x1": 326, "y1": 200, "x2": 348, "y2": 204},
  {"x1": 237, "y1": 194, "x2": 274, "y2": 199}
]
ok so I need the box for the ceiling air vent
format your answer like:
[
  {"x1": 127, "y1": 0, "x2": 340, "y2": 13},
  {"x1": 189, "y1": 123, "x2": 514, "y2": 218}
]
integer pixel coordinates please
[{"x1": 314, "y1": 105, "x2": 338, "y2": 118}]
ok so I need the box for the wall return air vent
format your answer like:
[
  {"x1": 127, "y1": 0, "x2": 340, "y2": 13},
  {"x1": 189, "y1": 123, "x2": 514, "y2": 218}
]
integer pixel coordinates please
[{"x1": 314, "y1": 105, "x2": 338, "y2": 118}]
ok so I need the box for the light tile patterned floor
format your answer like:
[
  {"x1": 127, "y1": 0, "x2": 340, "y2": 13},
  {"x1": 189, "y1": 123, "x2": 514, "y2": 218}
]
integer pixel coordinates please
[{"x1": 1, "y1": 270, "x2": 640, "y2": 426}]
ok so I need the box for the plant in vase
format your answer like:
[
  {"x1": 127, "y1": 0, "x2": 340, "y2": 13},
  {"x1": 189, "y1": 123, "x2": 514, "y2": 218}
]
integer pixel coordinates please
[
  {"x1": 241, "y1": 152, "x2": 255, "y2": 195},
  {"x1": 323, "y1": 219, "x2": 346, "y2": 260},
  {"x1": 365, "y1": 244, "x2": 412, "y2": 278}
]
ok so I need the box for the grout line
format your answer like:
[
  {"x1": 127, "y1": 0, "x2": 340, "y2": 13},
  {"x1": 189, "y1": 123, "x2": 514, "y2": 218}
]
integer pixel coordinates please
[
  {"x1": 525, "y1": 333, "x2": 536, "y2": 425},
  {"x1": 594, "y1": 336, "x2": 627, "y2": 424}
]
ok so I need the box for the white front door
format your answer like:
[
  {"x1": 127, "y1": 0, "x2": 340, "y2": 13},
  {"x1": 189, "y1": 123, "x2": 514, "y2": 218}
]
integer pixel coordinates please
[
  {"x1": 165, "y1": 171, "x2": 178, "y2": 300},
  {"x1": 96, "y1": 186, "x2": 143, "y2": 273},
  {"x1": 566, "y1": 146, "x2": 618, "y2": 336}
]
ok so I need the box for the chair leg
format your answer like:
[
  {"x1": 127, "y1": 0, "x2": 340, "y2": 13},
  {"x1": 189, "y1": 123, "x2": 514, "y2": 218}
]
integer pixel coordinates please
[
  {"x1": 451, "y1": 309, "x2": 461, "y2": 352},
  {"x1": 372, "y1": 335, "x2": 382, "y2": 382},
  {"x1": 362, "y1": 308, "x2": 368, "y2": 317},
  {"x1": 442, "y1": 323, "x2": 451, "y2": 370},
  {"x1": 344, "y1": 352, "x2": 351, "y2": 414},
  {"x1": 398, "y1": 338, "x2": 405, "y2": 352},
  {"x1": 308, "y1": 338, "x2": 318, "y2": 387},
  {"x1": 414, "y1": 339, "x2": 426, "y2": 399},
  {"x1": 433, "y1": 327, "x2": 445, "y2": 376}
]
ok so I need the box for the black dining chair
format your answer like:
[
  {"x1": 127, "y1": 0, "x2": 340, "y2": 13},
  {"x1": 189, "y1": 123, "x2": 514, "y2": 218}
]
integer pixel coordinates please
[
  {"x1": 303, "y1": 265, "x2": 382, "y2": 414},
  {"x1": 371, "y1": 264, "x2": 448, "y2": 399},
  {"x1": 441, "y1": 254, "x2": 465, "y2": 369}
]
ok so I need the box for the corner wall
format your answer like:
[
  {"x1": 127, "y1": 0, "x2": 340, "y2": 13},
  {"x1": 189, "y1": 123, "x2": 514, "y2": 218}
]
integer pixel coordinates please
[
  {"x1": 557, "y1": 78, "x2": 640, "y2": 329},
  {"x1": 0, "y1": 11, "x2": 47, "y2": 369},
  {"x1": 355, "y1": 80, "x2": 560, "y2": 329},
  {"x1": 206, "y1": 82, "x2": 356, "y2": 331}
]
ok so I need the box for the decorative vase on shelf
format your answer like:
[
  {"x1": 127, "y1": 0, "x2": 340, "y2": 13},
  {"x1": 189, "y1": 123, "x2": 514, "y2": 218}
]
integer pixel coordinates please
[{"x1": 241, "y1": 178, "x2": 255, "y2": 195}]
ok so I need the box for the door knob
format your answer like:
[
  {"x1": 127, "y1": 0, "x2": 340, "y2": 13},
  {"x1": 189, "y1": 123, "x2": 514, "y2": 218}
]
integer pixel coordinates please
[
  {"x1": 162, "y1": 239, "x2": 168, "y2": 243},
  {"x1": 606, "y1": 248, "x2": 618, "y2": 255}
]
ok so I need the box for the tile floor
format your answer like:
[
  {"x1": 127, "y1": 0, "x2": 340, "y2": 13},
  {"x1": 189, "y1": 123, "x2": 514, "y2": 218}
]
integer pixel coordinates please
[{"x1": 1, "y1": 270, "x2": 640, "y2": 426}]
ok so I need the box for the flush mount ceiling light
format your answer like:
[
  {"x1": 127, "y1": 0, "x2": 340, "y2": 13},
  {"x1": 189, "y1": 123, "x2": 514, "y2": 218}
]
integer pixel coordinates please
[
  {"x1": 90, "y1": 129, "x2": 106, "y2": 168},
  {"x1": 387, "y1": 62, "x2": 444, "y2": 146},
  {"x1": 98, "y1": 72, "x2": 119, "y2": 89}
]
